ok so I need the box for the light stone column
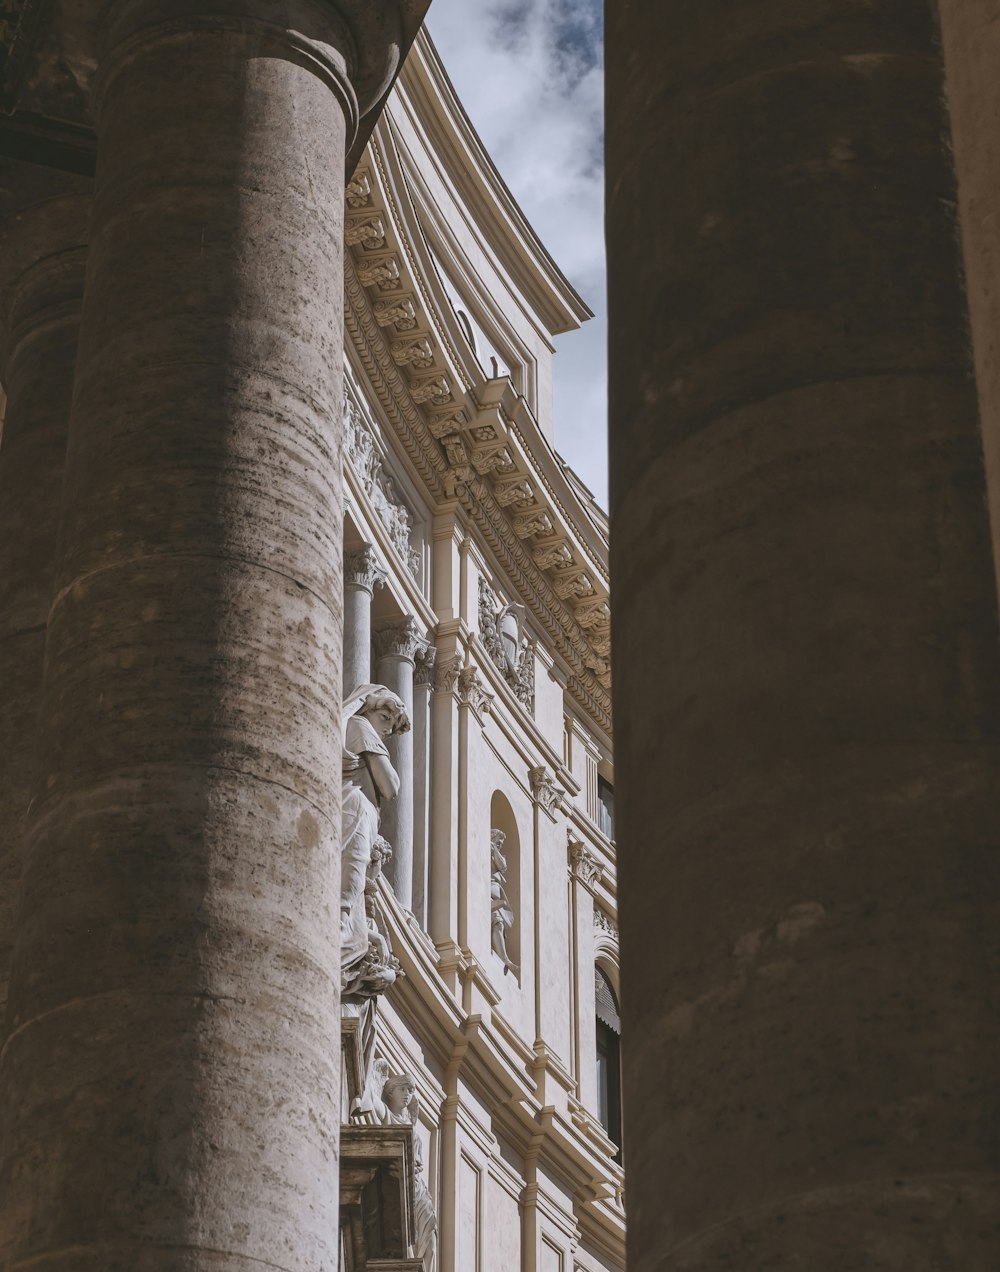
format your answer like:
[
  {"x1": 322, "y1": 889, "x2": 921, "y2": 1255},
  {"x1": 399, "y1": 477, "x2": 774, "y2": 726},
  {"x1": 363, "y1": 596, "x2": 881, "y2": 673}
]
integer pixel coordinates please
[
  {"x1": 343, "y1": 543, "x2": 387, "y2": 693},
  {"x1": 608, "y1": 4, "x2": 1000, "y2": 1269},
  {"x1": 0, "y1": 4, "x2": 416, "y2": 1268},
  {"x1": 0, "y1": 187, "x2": 89, "y2": 1034},
  {"x1": 412, "y1": 642, "x2": 436, "y2": 926},
  {"x1": 374, "y1": 617, "x2": 428, "y2": 910}
]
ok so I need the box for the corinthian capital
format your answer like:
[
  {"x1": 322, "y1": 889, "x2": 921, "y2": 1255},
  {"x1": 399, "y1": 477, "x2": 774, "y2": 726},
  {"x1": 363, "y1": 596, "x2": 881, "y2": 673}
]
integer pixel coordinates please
[
  {"x1": 344, "y1": 544, "x2": 388, "y2": 594},
  {"x1": 375, "y1": 616, "x2": 428, "y2": 664}
]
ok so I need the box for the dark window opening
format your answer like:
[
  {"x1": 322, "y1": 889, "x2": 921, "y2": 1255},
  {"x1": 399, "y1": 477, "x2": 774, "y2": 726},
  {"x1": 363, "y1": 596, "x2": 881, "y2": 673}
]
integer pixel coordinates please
[
  {"x1": 597, "y1": 775, "x2": 614, "y2": 841},
  {"x1": 595, "y1": 968, "x2": 622, "y2": 1161}
]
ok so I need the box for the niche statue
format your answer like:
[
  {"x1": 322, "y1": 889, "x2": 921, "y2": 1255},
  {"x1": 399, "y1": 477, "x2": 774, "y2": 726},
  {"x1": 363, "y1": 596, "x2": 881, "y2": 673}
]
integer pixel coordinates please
[
  {"x1": 341, "y1": 684, "x2": 410, "y2": 980},
  {"x1": 490, "y1": 828, "x2": 518, "y2": 976},
  {"x1": 353, "y1": 1058, "x2": 438, "y2": 1272}
]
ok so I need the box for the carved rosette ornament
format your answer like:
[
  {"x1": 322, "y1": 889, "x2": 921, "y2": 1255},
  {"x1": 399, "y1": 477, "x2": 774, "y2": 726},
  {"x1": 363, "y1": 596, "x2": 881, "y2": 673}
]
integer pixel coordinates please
[
  {"x1": 529, "y1": 764, "x2": 565, "y2": 814},
  {"x1": 344, "y1": 544, "x2": 388, "y2": 595}
]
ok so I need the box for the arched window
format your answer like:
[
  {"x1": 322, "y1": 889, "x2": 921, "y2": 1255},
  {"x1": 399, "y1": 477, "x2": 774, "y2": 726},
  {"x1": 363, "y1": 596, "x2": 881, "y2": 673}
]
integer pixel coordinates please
[{"x1": 595, "y1": 967, "x2": 622, "y2": 1161}]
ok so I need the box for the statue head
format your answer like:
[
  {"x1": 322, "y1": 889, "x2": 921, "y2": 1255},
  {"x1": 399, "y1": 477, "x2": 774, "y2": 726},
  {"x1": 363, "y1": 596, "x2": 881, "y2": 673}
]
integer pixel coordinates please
[
  {"x1": 490, "y1": 828, "x2": 507, "y2": 872},
  {"x1": 352, "y1": 685, "x2": 410, "y2": 737},
  {"x1": 383, "y1": 1072, "x2": 417, "y2": 1117}
]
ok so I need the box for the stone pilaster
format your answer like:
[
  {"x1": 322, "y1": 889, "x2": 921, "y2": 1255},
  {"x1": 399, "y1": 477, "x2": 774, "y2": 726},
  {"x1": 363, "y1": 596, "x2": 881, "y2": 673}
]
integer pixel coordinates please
[
  {"x1": 374, "y1": 617, "x2": 428, "y2": 910},
  {"x1": 0, "y1": 4, "x2": 421, "y2": 1267},
  {"x1": 608, "y1": 4, "x2": 1000, "y2": 1268},
  {"x1": 343, "y1": 543, "x2": 387, "y2": 693},
  {"x1": 0, "y1": 186, "x2": 89, "y2": 1036},
  {"x1": 411, "y1": 642, "x2": 436, "y2": 926}
]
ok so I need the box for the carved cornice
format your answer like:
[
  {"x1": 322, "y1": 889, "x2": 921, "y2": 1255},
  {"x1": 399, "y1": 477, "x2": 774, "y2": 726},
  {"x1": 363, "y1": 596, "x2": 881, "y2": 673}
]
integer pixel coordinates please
[
  {"x1": 344, "y1": 135, "x2": 612, "y2": 732},
  {"x1": 344, "y1": 543, "x2": 388, "y2": 593},
  {"x1": 374, "y1": 616, "x2": 428, "y2": 664}
]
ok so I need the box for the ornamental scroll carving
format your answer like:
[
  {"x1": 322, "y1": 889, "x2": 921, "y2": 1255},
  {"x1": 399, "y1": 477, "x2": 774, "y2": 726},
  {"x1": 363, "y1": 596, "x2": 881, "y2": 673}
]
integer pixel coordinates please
[
  {"x1": 479, "y1": 578, "x2": 535, "y2": 713},
  {"x1": 344, "y1": 385, "x2": 421, "y2": 581}
]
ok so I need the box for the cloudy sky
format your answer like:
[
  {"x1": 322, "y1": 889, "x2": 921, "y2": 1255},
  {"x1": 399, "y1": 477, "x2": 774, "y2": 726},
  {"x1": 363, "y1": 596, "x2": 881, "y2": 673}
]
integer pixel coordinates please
[{"x1": 426, "y1": 0, "x2": 608, "y2": 508}]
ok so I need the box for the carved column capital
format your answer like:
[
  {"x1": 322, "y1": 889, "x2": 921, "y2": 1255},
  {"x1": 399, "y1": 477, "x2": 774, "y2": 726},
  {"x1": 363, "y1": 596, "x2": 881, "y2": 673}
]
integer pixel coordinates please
[
  {"x1": 529, "y1": 764, "x2": 566, "y2": 814},
  {"x1": 569, "y1": 835, "x2": 604, "y2": 890},
  {"x1": 344, "y1": 543, "x2": 387, "y2": 595},
  {"x1": 374, "y1": 616, "x2": 427, "y2": 665},
  {"x1": 413, "y1": 643, "x2": 437, "y2": 687},
  {"x1": 433, "y1": 654, "x2": 462, "y2": 694},
  {"x1": 458, "y1": 666, "x2": 494, "y2": 718}
]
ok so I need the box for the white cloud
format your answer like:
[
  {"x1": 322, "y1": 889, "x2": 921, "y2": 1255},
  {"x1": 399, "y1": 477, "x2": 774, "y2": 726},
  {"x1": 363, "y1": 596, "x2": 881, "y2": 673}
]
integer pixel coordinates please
[{"x1": 426, "y1": 0, "x2": 608, "y2": 507}]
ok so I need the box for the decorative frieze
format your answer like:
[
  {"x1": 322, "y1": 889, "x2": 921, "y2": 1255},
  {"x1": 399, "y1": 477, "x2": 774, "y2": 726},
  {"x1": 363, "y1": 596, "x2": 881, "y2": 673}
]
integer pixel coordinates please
[
  {"x1": 479, "y1": 577, "x2": 535, "y2": 713},
  {"x1": 344, "y1": 387, "x2": 421, "y2": 581}
]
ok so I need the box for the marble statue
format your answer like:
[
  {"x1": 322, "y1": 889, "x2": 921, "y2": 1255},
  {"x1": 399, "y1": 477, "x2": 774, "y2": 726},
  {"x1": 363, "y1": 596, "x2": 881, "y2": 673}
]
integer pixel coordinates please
[
  {"x1": 490, "y1": 828, "x2": 518, "y2": 976},
  {"x1": 353, "y1": 1059, "x2": 438, "y2": 1271},
  {"x1": 341, "y1": 683, "x2": 410, "y2": 977}
]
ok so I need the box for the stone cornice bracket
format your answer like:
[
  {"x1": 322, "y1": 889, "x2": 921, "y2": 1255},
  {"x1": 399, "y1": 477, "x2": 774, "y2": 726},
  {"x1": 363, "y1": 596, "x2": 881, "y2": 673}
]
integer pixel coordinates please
[
  {"x1": 568, "y1": 833, "x2": 604, "y2": 891},
  {"x1": 458, "y1": 666, "x2": 493, "y2": 720},
  {"x1": 413, "y1": 642, "x2": 437, "y2": 687},
  {"x1": 344, "y1": 543, "x2": 388, "y2": 594},
  {"x1": 374, "y1": 615, "x2": 428, "y2": 665},
  {"x1": 529, "y1": 764, "x2": 565, "y2": 815}
]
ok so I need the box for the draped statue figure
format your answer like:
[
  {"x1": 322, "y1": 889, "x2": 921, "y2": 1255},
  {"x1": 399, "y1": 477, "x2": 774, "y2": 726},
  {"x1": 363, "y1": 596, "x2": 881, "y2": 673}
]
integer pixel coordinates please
[
  {"x1": 353, "y1": 1058, "x2": 438, "y2": 1272},
  {"x1": 341, "y1": 683, "x2": 410, "y2": 978}
]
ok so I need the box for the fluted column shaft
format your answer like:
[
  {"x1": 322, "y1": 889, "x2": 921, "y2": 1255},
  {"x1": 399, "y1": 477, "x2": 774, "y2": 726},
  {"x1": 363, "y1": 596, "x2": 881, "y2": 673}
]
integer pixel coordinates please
[
  {"x1": 0, "y1": 190, "x2": 89, "y2": 1033},
  {"x1": 375, "y1": 617, "x2": 425, "y2": 910},
  {"x1": 0, "y1": 4, "x2": 407, "y2": 1266},
  {"x1": 343, "y1": 543, "x2": 386, "y2": 693},
  {"x1": 412, "y1": 643, "x2": 435, "y2": 926},
  {"x1": 608, "y1": 3, "x2": 1000, "y2": 1269}
]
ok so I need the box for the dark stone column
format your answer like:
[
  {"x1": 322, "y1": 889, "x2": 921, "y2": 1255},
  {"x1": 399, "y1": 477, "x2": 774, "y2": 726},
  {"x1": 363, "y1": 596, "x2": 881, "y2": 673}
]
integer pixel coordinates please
[
  {"x1": 0, "y1": 4, "x2": 416, "y2": 1268},
  {"x1": 607, "y1": 4, "x2": 1000, "y2": 1269},
  {"x1": 0, "y1": 185, "x2": 89, "y2": 1033}
]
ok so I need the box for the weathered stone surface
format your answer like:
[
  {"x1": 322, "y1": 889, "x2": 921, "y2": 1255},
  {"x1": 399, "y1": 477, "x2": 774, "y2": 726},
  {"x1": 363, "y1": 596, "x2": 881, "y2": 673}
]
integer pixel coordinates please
[
  {"x1": 0, "y1": 6, "x2": 366, "y2": 1267},
  {"x1": 608, "y1": 3, "x2": 1000, "y2": 1268},
  {"x1": 0, "y1": 181, "x2": 89, "y2": 1034}
]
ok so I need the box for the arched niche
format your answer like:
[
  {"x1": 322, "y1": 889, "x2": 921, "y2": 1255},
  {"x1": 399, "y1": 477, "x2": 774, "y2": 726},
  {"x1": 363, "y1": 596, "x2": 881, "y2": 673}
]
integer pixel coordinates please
[
  {"x1": 489, "y1": 791, "x2": 521, "y2": 980},
  {"x1": 595, "y1": 959, "x2": 623, "y2": 1162}
]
